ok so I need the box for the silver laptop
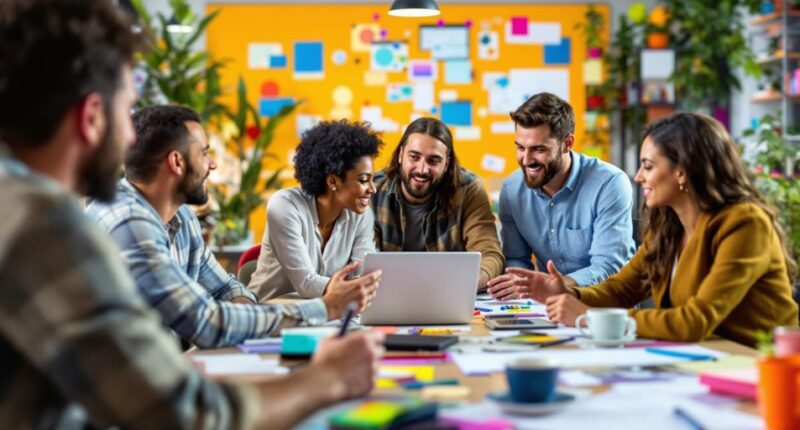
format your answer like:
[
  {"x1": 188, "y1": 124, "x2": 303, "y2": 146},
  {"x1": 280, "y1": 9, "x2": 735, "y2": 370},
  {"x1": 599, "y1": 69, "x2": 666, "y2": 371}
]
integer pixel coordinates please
[{"x1": 359, "y1": 252, "x2": 480, "y2": 325}]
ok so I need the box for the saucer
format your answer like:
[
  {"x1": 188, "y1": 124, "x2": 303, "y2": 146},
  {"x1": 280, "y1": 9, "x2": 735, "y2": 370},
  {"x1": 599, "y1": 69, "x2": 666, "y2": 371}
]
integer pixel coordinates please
[
  {"x1": 486, "y1": 391, "x2": 575, "y2": 416},
  {"x1": 581, "y1": 336, "x2": 636, "y2": 348}
]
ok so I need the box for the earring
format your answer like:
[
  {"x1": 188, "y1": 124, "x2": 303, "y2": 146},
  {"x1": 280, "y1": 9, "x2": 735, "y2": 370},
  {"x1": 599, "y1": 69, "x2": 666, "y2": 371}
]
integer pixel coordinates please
[
  {"x1": 679, "y1": 183, "x2": 685, "y2": 192},
  {"x1": 331, "y1": 186, "x2": 337, "y2": 192}
]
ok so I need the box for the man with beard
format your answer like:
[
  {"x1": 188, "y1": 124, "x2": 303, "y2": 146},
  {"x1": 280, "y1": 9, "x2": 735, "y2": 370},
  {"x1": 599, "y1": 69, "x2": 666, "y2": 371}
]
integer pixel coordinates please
[
  {"x1": 0, "y1": 1, "x2": 383, "y2": 428},
  {"x1": 86, "y1": 105, "x2": 380, "y2": 348},
  {"x1": 372, "y1": 117, "x2": 504, "y2": 290},
  {"x1": 487, "y1": 92, "x2": 635, "y2": 300}
]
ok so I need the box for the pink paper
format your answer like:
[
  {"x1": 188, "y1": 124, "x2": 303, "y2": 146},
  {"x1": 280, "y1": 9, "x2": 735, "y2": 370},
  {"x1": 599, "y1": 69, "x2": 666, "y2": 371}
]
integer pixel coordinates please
[{"x1": 510, "y1": 17, "x2": 528, "y2": 36}]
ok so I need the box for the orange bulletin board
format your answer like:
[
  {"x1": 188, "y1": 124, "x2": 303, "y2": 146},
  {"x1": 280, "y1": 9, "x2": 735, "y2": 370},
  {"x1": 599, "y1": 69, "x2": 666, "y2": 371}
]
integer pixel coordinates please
[{"x1": 205, "y1": 3, "x2": 610, "y2": 240}]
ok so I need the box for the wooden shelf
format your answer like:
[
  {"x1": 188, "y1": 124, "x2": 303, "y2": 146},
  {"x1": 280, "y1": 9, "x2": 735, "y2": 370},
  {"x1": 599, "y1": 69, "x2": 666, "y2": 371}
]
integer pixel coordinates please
[
  {"x1": 757, "y1": 51, "x2": 800, "y2": 65},
  {"x1": 750, "y1": 10, "x2": 800, "y2": 26}
]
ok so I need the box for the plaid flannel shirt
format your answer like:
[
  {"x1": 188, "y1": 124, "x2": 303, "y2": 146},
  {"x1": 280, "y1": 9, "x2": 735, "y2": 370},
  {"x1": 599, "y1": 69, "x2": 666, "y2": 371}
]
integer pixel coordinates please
[
  {"x1": 0, "y1": 151, "x2": 260, "y2": 429},
  {"x1": 371, "y1": 168, "x2": 504, "y2": 280},
  {"x1": 84, "y1": 179, "x2": 327, "y2": 349}
]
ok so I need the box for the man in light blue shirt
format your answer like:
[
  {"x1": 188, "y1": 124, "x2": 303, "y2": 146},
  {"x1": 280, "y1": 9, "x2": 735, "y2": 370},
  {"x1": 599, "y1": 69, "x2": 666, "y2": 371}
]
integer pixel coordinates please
[{"x1": 487, "y1": 93, "x2": 635, "y2": 299}]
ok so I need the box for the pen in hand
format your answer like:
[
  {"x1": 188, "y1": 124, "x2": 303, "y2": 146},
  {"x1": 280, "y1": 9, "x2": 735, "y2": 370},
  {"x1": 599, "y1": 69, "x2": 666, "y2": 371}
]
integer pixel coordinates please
[{"x1": 338, "y1": 301, "x2": 357, "y2": 337}]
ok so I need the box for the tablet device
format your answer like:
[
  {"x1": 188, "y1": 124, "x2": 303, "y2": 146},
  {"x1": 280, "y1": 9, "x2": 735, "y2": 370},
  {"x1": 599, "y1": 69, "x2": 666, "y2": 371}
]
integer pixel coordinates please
[
  {"x1": 383, "y1": 334, "x2": 459, "y2": 351},
  {"x1": 484, "y1": 318, "x2": 557, "y2": 330}
]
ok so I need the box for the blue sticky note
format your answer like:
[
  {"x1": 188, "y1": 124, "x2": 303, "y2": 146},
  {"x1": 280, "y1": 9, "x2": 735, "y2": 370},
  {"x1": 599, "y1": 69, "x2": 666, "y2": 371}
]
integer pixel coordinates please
[
  {"x1": 259, "y1": 97, "x2": 295, "y2": 117},
  {"x1": 444, "y1": 59, "x2": 472, "y2": 84},
  {"x1": 441, "y1": 100, "x2": 472, "y2": 126},
  {"x1": 294, "y1": 42, "x2": 323, "y2": 74},
  {"x1": 269, "y1": 55, "x2": 287, "y2": 68},
  {"x1": 544, "y1": 37, "x2": 571, "y2": 65}
]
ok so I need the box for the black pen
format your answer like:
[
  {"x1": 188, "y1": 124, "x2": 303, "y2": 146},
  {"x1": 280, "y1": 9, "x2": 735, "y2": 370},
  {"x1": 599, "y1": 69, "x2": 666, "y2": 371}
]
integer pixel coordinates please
[{"x1": 338, "y1": 302, "x2": 357, "y2": 337}]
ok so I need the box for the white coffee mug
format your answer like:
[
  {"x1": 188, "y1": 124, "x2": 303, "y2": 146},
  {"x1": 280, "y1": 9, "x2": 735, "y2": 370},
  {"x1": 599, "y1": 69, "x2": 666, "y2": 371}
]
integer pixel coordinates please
[{"x1": 575, "y1": 308, "x2": 636, "y2": 341}]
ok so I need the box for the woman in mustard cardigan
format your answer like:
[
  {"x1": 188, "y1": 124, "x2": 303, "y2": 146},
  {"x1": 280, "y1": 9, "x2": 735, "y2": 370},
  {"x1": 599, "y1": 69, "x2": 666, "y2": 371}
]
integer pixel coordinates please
[{"x1": 490, "y1": 113, "x2": 798, "y2": 346}]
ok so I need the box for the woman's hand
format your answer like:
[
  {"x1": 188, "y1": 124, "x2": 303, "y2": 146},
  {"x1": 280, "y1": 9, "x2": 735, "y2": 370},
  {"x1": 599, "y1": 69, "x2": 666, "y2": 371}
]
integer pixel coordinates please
[{"x1": 545, "y1": 293, "x2": 590, "y2": 327}]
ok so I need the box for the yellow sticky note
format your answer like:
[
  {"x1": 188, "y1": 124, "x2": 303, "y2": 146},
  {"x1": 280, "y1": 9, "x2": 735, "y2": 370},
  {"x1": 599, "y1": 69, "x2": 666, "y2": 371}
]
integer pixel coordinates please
[
  {"x1": 583, "y1": 59, "x2": 603, "y2": 85},
  {"x1": 364, "y1": 71, "x2": 388, "y2": 86},
  {"x1": 377, "y1": 365, "x2": 435, "y2": 389},
  {"x1": 673, "y1": 354, "x2": 755, "y2": 374},
  {"x1": 352, "y1": 23, "x2": 381, "y2": 52}
]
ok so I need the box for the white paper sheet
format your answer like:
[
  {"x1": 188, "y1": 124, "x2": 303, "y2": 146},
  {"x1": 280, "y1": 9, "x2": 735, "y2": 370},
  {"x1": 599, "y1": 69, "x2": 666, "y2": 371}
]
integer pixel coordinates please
[
  {"x1": 454, "y1": 126, "x2": 481, "y2": 141},
  {"x1": 505, "y1": 22, "x2": 561, "y2": 45},
  {"x1": 412, "y1": 82, "x2": 435, "y2": 111},
  {"x1": 192, "y1": 354, "x2": 289, "y2": 376},
  {"x1": 641, "y1": 49, "x2": 675, "y2": 80},
  {"x1": 442, "y1": 376, "x2": 760, "y2": 430},
  {"x1": 450, "y1": 346, "x2": 729, "y2": 375}
]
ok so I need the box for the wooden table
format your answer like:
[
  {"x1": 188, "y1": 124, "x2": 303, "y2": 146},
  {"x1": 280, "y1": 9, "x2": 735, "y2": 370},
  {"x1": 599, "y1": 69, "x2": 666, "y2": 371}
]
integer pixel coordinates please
[{"x1": 191, "y1": 317, "x2": 760, "y2": 416}]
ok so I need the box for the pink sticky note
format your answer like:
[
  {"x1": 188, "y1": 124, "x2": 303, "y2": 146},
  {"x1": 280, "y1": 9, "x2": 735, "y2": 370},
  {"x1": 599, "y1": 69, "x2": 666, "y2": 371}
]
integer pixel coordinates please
[{"x1": 511, "y1": 16, "x2": 528, "y2": 36}]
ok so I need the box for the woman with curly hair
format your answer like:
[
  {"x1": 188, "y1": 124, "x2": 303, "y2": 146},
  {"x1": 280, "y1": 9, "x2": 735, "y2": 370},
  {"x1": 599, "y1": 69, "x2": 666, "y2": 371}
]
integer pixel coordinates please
[
  {"x1": 495, "y1": 112, "x2": 798, "y2": 346},
  {"x1": 247, "y1": 120, "x2": 384, "y2": 316}
]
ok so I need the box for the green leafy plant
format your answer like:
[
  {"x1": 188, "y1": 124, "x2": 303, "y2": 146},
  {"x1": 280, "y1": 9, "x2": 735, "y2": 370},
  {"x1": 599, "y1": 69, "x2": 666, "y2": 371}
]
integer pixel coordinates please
[
  {"x1": 575, "y1": 5, "x2": 605, "y2": 49},
  {"x1": 755, "y1": 176, "x2": 800, "y2": 267},
  {"x1": 211, "y1": 79, "x2": 301, "y2": 246},
  {"x1": 743, "y1": 113, "x2": 790, "y2": 172},
  {"x1": 131, "y1": 0, "x2": 225, "y2": 122},
  {"x1": 756, "y1": 330, "x2": 775, "y2": 356},
  {"x1": 662, "y1": 0, "x2": 763, "y2": 110},
  {"x1": 131, "y1": 0, "x2": 296, "y2": 246}
]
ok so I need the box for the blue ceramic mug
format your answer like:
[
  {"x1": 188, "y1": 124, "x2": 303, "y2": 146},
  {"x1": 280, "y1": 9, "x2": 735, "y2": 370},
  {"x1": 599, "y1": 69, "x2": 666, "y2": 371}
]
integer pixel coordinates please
[{"x1": 505, "y1": 357, "x2": 560, "y2": 403}]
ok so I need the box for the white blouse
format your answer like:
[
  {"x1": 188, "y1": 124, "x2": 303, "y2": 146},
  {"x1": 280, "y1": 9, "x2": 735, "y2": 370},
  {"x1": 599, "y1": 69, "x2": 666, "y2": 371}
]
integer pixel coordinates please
[{"x1": 247, "y1": 187, "x2": 375, "y2": 302}]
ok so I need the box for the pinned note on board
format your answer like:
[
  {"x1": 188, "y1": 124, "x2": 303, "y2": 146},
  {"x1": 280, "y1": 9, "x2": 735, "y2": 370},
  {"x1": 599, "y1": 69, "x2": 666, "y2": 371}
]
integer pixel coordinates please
[
  {"x1": 544, "y1": 37, "x2": 571, "y2": 65},
  {"x1": 259, "y1": 97, "x2": 295, "y2": 117},
  {"x1": 441, "y1": 100, "x2": 472, "y2": 126},
  {"x1": 420, "y1": 24, "x2": 469, "y2": 60},
  {"x1": 454, "y1": 126, "x2": 481, "y2": 141},
  {"x1": 444, "y1": 59, "x2": 472, "y2": 84},
  {"x1": 364, "y1": 71, "x2": 389, "y2": 86},
  {"x1": 387, "y1": 83, "x2": 413, "y2": 102},
  {"x1": 248, "y1": 43, "x2": 285, "y2": 69},
  {"x1": 482, "y1": 154, "x2": 507, "y2": 173},
  {"x1": 412, "y1": 82, "x2": 435, "y2": 111},
  {"x1": 478, "y1": 30, "x2": 499, "y2": 60},
  {"x1": 362, "y1": 106, "x2": 399, "y2": 132},
  {"x1": 505, "y1": 21, "x2": 561, "y2": 45},
  {"x1": 583, "y1": 59, "x2": 603, "y2": 85},
  {"x1": 370, "y1": 41, "x2": 408, "y2": 72},
  {"x1": 293, "y1": 41, "x2": 324, "y2": 79},
  {"x1": 351, "y1": 23, "x2": 381, "y2": 52},
  {"x1": 408, "y1": 59, "x2": 437, "y2": 81}
]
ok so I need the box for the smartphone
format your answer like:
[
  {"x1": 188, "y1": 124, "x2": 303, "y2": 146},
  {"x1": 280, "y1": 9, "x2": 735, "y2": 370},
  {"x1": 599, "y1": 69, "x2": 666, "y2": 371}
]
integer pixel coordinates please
[{"x1": 484, "y1": 318, "x2": 557, "y2": 330}]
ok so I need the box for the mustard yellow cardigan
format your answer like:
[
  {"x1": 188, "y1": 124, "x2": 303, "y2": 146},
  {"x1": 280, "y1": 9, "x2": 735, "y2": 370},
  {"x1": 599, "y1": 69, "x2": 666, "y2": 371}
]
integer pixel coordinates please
[{"x1": 574, "y1": 202, "x2": 798, "y2": 347}]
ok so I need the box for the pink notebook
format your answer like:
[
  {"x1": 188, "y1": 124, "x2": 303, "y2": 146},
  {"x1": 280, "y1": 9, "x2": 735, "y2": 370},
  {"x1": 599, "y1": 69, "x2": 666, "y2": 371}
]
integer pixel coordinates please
[{"x1": 698, "y1": 368, "x2": 758, "y2": 400}]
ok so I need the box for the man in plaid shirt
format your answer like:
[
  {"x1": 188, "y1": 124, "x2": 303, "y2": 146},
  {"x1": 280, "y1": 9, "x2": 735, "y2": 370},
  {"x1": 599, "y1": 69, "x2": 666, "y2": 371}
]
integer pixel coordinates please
[
  {"x1": 86, "y1": 105, "x2": 378, "y2": 348},
  {"x1": 0, "y1": 0, "x2": 383, "y2": 428}
]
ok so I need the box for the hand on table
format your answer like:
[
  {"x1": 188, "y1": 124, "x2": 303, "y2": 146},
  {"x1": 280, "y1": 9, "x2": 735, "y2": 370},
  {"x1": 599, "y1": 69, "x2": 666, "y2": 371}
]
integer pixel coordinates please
[
  {"x1": 545, "y1": 293, "x2": 590, "y2": 326},
  {"x1": 322, "y1": 262, "x2": 381, "y2": 319},
  {"x1": 312, "y1": 330, "x2": 385, "y2": 400},
  {"x1": 486, "y1": 260, "x2": 570, "y2": 302}
]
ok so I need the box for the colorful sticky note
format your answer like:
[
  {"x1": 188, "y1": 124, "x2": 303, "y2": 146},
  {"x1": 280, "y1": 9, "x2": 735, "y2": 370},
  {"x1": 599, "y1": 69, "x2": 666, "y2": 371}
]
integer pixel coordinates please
[
  {"x1": 478, "y1": 30, "x2": 499, "y2": 60},
  {"x1": 370, "y1": 41, "x2": 408, "y2": 72},
  {"x1": 377, "y1": 365, "x2": 435, "y2": 389},
  {"x1": 544, "y1": 37, "x2": 571, "y2": 65},
  {"x1": 351, "y1": 23, "x2": 381, "y2": 52},
  {"x1": 248, "y1": 43, "x2": 283, "y2": 69},
  {"x1": 506, "y1": 21, "x2": 561, "y2": 45},
  {"x1": 259, "y1": 97, "x2": 295, "y2": 117},
  {"x1": 387, "y1": 83, "x2": 413, "y2": 102},
  {"x1": 408, "y1": 59, "x2": 437, "y2": 81},
  {"x1": 444, "y1": 59, "x2": 472, "y2": 84},
  {"x1": 583, "y1": 59, "x2": 603, "y2": 85},
  {"x1": 510, "y1": 16, "x2": 528, "y2": 36},
  {"x1": 481, "y1": 154, "x2": 507, "y2": 173},
  {"x1": 441, "y1": 100, "x2": 472, "y2": 126},
  {"x1": 293, "y1": 41, "x2": 324, "y2": 79},
  {"x1": 269, "y1": 55, "x2": 287, "y2": 68}
]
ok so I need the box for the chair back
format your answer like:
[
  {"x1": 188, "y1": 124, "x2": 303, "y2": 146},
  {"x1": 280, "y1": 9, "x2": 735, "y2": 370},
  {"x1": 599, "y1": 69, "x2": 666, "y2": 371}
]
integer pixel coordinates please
[{"x1": 237, "y1": 244, "x2": 261, "y2": 271}]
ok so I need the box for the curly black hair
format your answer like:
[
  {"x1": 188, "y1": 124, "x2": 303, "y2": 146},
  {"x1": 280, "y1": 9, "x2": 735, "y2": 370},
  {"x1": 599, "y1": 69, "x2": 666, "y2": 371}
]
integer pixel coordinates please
[{"x1": 294, "y1": 120, "x2": 383, "y2": 196}]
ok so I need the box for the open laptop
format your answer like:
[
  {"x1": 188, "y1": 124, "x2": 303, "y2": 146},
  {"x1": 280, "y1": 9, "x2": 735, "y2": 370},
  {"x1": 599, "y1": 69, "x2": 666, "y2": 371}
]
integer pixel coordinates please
[{"x1": 359, "y1": 252, "x2": 480, "y2": 325}]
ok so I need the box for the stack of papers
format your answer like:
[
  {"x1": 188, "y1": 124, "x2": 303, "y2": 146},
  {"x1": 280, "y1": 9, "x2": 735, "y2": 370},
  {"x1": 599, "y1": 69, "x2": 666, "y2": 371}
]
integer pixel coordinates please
[{"x1": 192, "y1": 353, "x2": 289, "y2": 376}]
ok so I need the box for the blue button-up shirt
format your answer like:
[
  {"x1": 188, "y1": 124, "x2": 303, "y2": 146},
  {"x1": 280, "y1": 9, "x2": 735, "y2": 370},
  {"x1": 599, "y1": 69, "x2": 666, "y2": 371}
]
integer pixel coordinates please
[
  {"x1": 499, "y1": 151, "x2": 636, "y2": 286},
  {"x1": 85, "y1": 179, "x2": 327, "y2": 348}
]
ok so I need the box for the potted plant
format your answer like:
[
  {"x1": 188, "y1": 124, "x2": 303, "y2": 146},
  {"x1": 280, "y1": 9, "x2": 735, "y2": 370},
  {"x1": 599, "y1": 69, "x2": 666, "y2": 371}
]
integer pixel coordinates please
[
  {"x1": 210, "y1": 79, "x2": 301, "y2": 247},
  {"x1": 645, "y1": 6, "x2": 670, "y2": 49},
  {"x1": 575, "y1": 5, "x2": 605, "y2": 58}
]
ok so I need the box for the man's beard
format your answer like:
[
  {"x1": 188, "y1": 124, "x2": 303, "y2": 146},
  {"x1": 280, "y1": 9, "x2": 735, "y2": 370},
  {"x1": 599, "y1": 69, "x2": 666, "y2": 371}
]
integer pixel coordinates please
[
  {"x1": 522, "y1": 151, "x2": 562, "y2": 190},
  {"x1": 80, "y1": 118, "x2": 124, "y2": 202},
  {"x1": 179, "y1": 160, "x2": 208, "y2": 205},
  {"x1": 400, "y1": 169, "x2": 442, "y2": 201}
]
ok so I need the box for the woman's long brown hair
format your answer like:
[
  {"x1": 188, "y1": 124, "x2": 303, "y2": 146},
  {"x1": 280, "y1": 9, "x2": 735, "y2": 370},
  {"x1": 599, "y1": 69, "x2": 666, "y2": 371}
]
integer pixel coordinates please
[{"x1": 640, "y1": 113, "x2": 797, "y2": 291}]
